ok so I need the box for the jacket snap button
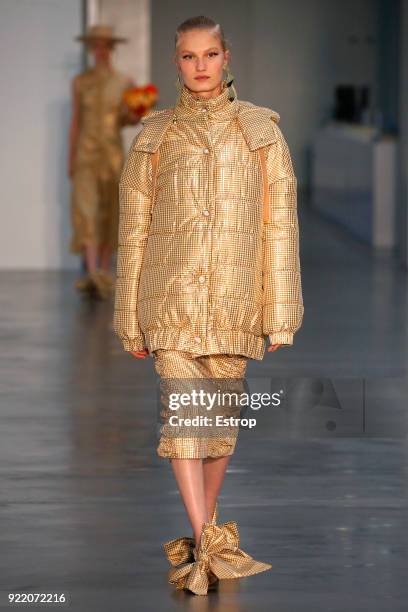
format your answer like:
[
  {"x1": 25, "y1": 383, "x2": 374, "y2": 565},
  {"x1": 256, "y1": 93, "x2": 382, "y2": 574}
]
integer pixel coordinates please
[
  {"x1": 202, "y1": 209, "x2": 210, "y2": 216},
  {"x1": 203, "y1": 148, "x2": 210, "y2": 154},
  {"x1": 198, "y1": 275, "x2": 205, "y2": 283},
  {"x1": 194, "y1": 336, "x2": 202, "y2": 343}
]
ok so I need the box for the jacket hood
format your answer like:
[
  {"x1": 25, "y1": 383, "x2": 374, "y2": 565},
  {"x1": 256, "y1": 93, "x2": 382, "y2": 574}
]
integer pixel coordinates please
[{"x1": 135, "y1": 87, "x2": 281, "y2": 154}]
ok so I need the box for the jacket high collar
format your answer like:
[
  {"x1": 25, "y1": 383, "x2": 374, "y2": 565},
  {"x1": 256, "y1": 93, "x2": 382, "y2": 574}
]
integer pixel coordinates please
[
  {"x1": 174, "y1": 81, "x2": 238, "y2": 122},
  {"x1": 135, "y1": 89, "x2": 281, "y2": 154}
]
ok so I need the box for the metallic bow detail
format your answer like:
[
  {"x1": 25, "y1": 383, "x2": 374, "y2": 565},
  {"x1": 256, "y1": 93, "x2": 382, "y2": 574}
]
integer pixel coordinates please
[
  {"x1": 163, "y1": 534, "x2": 195, "y2": 566},
  {"x1": 167, "y1": 521, "x2": 272, "y2": 596},
  {"x1": 163, "y1": 503, "x2": 218, "y2": 567}
]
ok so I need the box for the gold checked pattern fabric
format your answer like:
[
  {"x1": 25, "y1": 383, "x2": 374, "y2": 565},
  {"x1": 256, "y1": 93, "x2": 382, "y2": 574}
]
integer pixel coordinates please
[
  {"x1": 113, "y1": 80, "x2": 304, "y2": 360},
  {"x1": 153, "y1": 349, "x2": 249, "y2": 460},
  {"x1": 163, "y1": 502, "x2": 272, "y2": 596}
]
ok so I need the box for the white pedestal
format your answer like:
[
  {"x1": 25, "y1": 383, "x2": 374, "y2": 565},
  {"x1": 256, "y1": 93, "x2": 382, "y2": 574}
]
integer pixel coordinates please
[{"x1": 311, "y1": 123, "x2": 397, "y2": 248}]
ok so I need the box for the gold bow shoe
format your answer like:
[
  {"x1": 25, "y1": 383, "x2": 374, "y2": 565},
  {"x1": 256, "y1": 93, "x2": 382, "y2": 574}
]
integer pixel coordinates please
[{"x1": 166, "y1": 515, "x2": 272, "y2": 596}]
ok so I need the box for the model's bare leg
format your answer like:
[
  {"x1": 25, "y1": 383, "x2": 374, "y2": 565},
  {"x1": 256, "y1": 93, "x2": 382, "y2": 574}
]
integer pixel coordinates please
[
  {"x1": 170, "y1": 458, "x2": 208, "y2": 545},
  {"x1": 203, "y1": 455, "x2": 231, "y2": 520},
  {"x1": 98, "y1": 243, "x2": 112, "y2": 271},
  {"x1": 84, "y1": 243, "x2": 98, "y2": 272}
]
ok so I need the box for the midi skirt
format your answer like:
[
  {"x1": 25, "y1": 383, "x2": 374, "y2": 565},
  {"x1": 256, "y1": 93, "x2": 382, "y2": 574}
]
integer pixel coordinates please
[
  {"x1": 153, "y1": 349, "x2": 249, "y2": 460},
  {"x1": 69, "y1": 161, "x2": 120, "y2": 255}
]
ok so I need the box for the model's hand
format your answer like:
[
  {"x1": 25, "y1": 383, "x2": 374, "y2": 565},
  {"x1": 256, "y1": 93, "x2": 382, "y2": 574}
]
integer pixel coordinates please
[
  {"x1": 129, "y1": 348, "x2": 149, "y2": 359},
  {"x1": 267, "y1": 343, "x2": 282, "y2": 352}
]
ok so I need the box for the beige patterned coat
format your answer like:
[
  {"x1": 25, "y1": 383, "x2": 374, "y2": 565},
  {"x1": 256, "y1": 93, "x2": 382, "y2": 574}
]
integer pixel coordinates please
[{"x1": 113, "y1": 83, "x2": 304, "y2": 360}]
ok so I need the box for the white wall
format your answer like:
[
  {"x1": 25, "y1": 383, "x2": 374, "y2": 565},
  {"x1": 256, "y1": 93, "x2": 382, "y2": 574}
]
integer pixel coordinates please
[
  {"x1": 251, "y1": 0, "x2": 378, "y2": 189},
  {"x1": 0, "y1": 0, "x2": 82, "y2": 270}
]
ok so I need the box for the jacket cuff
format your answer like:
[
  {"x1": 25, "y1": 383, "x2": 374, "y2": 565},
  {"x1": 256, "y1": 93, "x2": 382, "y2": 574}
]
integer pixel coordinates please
[
  {"x1": 268, "y1": 331, "x2": 294, "y2": 345},
  {"x1": 122, "y1": 336, "x2": 146, "y2": 352}
]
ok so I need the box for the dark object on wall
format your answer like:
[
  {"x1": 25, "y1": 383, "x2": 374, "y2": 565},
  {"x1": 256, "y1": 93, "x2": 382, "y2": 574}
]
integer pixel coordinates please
[
  {"x1": 334, "y1": 86, "x2": 356, "y2": 121},
  {"x1": 333, "y1": 85, "x2": 371, "y2": 123}
]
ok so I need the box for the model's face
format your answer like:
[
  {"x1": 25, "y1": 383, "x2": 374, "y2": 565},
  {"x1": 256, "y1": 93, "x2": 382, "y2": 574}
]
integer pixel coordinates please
[
  {"x1": 89, "y1": 38, "x2": 113, "y2": 63},
  {"x1": 174, "y1": 29, "x2": 230, "y2": 99}
]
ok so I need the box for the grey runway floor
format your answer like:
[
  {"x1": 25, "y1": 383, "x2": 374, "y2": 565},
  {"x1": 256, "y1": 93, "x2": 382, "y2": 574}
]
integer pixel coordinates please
[{"x1": 1, "y1": 206, "x2": 408, "y2": 611}]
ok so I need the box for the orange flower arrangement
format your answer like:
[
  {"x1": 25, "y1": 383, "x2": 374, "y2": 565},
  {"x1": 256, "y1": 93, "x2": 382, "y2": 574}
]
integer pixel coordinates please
[{"x1": 123, "y1": 83, "x2": 158, "y2": 117}]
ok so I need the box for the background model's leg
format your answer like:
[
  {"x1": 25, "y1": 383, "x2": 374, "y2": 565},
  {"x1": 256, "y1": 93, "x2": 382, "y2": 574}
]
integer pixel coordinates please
[
  {"x1": 98, "y1": 243, "x2": 112, "y2": 271},
  {"x1": 84, "y1": 243, "x2": 98, "y2": 272}
]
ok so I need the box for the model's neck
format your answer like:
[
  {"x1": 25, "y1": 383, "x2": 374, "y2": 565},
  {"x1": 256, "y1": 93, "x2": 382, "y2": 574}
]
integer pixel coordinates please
[{"x1": 94, "y1": 60, "x2": 112, "y2": 72}]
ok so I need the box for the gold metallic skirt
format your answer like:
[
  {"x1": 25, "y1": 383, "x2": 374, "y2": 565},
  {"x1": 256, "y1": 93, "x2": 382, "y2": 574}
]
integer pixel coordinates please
[
  {"x1": 153, "y1": 349, "x2": 249, "y2": 460},
  {"x1": 69, "y1": 161, "x2": 121, "y2": 255}
]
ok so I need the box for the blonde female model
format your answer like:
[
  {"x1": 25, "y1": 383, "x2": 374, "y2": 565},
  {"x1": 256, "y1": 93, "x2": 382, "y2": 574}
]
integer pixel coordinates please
[
  {"x1": 113, "y1": 15, "x2": 304, "y2": 595},
  {"x1": 69, "y1": 25, "x2": 141, "y2": 299}
]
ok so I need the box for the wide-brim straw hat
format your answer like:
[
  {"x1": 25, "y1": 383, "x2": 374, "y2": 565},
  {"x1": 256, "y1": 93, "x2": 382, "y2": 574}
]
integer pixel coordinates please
[{"x1": 75, "y1": 24, "x2": 128, "y2": 44}]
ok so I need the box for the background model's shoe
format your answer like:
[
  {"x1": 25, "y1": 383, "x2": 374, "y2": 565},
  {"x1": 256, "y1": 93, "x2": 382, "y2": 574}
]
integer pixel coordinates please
[
  {"x1": 74, "y1": 274, "x2": 94, "y2": 292},
  {"x1": 96, "y1": 269, "x2": 115, "y2": 295},
  {"x1": 101, "y1": 270, "x2": 115, "y2": 287},
  {"x1": 88, "y1": 270, "x2": 112, "y2": 300}
]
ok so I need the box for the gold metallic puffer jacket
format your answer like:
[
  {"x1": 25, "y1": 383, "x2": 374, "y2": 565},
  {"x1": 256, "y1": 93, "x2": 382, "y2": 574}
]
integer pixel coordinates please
[{"x1": 113, "y1": 83, "x2": 304, "y2": 360}]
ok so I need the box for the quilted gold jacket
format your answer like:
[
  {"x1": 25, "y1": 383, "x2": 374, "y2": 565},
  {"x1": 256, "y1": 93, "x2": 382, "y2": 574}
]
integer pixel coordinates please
[{"x1": 113, "y1": 83, "x2": 304, "y2": 360}]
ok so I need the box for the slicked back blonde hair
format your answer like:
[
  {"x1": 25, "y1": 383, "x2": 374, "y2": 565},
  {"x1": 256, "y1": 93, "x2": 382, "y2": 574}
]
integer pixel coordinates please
[{"x1": 175, "y1": 15, "x2": 228, "y2": 51}]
